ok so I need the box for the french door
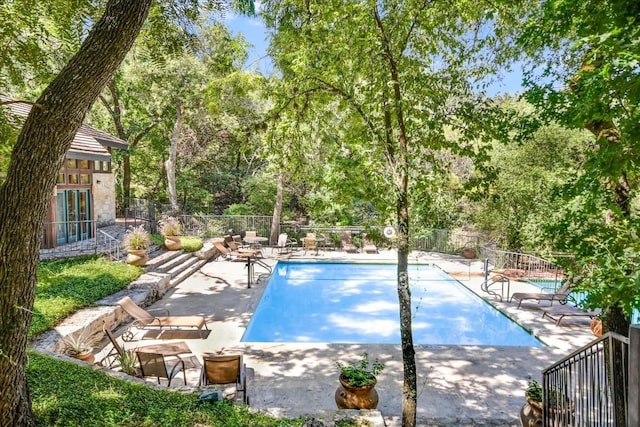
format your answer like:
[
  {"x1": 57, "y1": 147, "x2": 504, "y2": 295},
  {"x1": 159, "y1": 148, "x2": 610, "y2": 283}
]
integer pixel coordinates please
[{"x1": 55, "y1": 189, "x2": 92, "y2": 245}]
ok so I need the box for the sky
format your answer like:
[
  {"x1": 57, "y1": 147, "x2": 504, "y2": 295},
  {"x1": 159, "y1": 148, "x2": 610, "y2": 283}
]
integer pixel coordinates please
[{"x1": 223, "y1": 7, "x2": 525, "y2": 96}]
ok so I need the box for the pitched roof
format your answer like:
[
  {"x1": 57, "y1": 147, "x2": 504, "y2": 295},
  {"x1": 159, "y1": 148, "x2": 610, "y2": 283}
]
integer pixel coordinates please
[{"x1": 1, "y1": 99, "x2": 127, "y2": 161}]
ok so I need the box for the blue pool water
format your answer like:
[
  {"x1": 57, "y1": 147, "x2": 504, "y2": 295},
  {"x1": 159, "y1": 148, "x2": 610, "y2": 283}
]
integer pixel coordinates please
[{"x1": 242, "y1": 262, "x2": 542, "y2": 346}]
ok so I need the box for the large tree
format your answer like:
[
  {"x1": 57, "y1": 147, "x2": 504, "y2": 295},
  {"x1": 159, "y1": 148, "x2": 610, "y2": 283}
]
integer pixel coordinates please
[
  {"x1": 262, "y1": 1, "x2": 525, "y2": 425},
  {"x1": 0, "y1": 3, "x2": 153, "y2": 424},
  {"x1": 519, "y1": 2, "x2": 639, "y2": 424},
  {"x1": 520, "y1": 0, "x2": 640, "y2": 334},
  {"x1": 0, "y1": 1, "x2": 253, "y2": 424}
]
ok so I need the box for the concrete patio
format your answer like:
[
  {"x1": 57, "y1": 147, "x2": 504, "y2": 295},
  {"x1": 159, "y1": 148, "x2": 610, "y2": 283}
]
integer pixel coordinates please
[{"x1": 96, "y1": 248, "x2": 597, "y2": 426}]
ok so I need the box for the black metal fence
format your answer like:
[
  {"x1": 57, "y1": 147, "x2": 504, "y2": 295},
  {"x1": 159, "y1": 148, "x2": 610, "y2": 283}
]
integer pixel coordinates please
[{"x1": 542, "y1": 332, "x2": 630, "y2": 426}]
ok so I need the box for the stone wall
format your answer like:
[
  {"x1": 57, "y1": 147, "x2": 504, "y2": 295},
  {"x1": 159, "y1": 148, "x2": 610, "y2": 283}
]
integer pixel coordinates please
[{"x1": 93, "y1": 172, "x2": 116, "y2": 226}]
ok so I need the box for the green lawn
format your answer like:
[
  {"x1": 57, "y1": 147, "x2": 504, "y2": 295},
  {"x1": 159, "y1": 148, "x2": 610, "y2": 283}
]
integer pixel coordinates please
[
  {"x1": 28, "y1": 351, "x2": 299, "y2": 427},
  {"x1": 30, "y1": 256, "x2": 143, "y2": 339}
]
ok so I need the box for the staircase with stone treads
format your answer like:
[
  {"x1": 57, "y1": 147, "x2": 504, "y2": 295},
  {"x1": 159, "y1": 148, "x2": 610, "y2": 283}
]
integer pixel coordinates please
[{"x1": 143, "y1": 248, "x2": 209, "y2": 288}]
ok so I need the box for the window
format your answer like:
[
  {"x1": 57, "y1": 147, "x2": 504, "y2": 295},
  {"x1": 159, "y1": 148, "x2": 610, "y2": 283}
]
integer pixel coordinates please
[{"x1": 67, "y1": 159, "x2": 77, "y2": 168}]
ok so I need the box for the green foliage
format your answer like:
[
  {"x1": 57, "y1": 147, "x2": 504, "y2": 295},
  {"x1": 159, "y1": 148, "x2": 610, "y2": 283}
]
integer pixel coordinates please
[
  {"x1": 525, "y1": 376, "x2": 542, "y2": 402},
  {"x1": 27, "y1": 351, "x2": 298, "y2": 427},
  {"x1": 150, "y1": 234, "x2": 165, "y2": 247},
  {"x1": 518, "y1": 0, "x2": 640, "y2": 322},
  {"x1": 180, "y1": 236, "x2": 203, "y2": 252},
  {"x1": 336, "y1": 353, "x2": 384, "y2": 387},
  {"x1": 224, "y1": 203, "x2": 253, "y2": 215},
  {"x1": 31, "y1": 257, "x2": 143, "y2": 338},
  {"x1": 467, "y1": 113, "x2": 590, "y2": 250}
]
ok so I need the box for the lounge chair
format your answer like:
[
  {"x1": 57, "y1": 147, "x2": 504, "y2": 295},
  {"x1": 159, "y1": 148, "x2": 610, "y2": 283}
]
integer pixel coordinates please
[
  {"x1": 341, "y1": 231, "x2": 358, "y2": 253},
  {"x1": 137, "y1": 351, "x2": 200, "y2": 387},
  {"x1": 233, "y1": 234, "x2": 249, "y2": 248},
  {"x1": 226, "y1": 239, "x2": 262, "y2": 256},
  {"x1": 201, "y1": 354, "x2": 248, "y2": 404},
  {"x1": 214, "y1": 241, "x2": 259, "y2": 260},
  {"x1": 542, "y1": 305, "x2": 601, "y2": 326},
  {"x1": 117, "y1": 296, "x2": 208, "y2": 341},
  {"x1": 100, "y1": 323, "x2": 194, "y2": 368},
  {"x1": 362, "y1": 234, "x2": 378, "y2": 254},
  {"x1": 511, "y1": 280, "x2": 573, "y2": 309}
]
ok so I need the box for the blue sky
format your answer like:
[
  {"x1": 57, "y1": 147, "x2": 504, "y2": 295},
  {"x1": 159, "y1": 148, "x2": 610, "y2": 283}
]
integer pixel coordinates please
[{"x1": 224, "y1": 8, "x2": 524, "y2": 96}]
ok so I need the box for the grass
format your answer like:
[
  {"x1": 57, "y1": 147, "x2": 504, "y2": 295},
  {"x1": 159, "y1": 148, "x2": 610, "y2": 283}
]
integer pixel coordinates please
[
  {"x1": 28, "y1": 351, "x2": 299, "y2": 427},
  {"x1": 31, "y1": 256, "x2": 143, "y2": 339},
  {"x1": 150, "y1": 234, "x2": 203, "y2": 252}
]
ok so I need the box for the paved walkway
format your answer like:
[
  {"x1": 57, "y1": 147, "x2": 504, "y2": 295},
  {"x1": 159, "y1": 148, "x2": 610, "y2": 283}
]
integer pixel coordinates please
[{"x1": 100, "y1": 248, "x2": 597, "y2": 426}]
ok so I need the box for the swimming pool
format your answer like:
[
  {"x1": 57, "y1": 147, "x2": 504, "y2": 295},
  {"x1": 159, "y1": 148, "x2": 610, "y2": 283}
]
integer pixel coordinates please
[{"x1": 242, "y1": 262, "x2": 542, "y2": 346}]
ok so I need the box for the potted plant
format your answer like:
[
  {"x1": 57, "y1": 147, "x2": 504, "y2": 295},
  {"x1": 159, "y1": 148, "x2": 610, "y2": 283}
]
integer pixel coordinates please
[
  {"x1": 159, "y1": 215, "x2": 182, "y2": 250},
  {"x1": 335, "y1": 352, "x2": 385, "y2": 409},
  {"x1": 521, "y1": 376, "x2": 574, "y2": 425},
  {"x1": 62, "y1": 329, "x2": 97, "y2": 364},
  {"x1": 122, "y1": 225, "x2": 151, "y2": 266},
  {"x1": 524, "y1": 376, "x2": 543, "y2": 419}
]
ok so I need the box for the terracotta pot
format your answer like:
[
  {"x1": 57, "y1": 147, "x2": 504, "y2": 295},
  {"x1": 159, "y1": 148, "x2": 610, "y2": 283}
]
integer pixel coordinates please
[
  {"x1": 164, "y1": 235, "x2": 181, "y2": 251},
  {"x1": 126, "y1": 249, "x2": 148, "y2": 266},
  {"x1": 462, "y1": 248, "x2": 476, "y2": 259},
  {"x1": 520, "y1": 402, "x2": 542, "y2": 426},
  {"x1": 74, "y1": 351, "x2": 95, "y2": 364},
  {"x1": 590, "y1": 317, "x2": 603, "y2": 337},
  {"x1": 526, "y1": 397, "x2": 543, "y2": 418},
  {"x1": 335, "y1": 375, "x2": 379, "y2": 409}
]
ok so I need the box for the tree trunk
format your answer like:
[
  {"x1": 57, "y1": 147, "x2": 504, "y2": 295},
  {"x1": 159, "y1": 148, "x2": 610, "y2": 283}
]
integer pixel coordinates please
[
  {"x1": 0, "y1": 1, "x2": 153, "y2": 425},
  {"x1": 372, "y1": 5, "x2": 418, "y2": 425},
  {"x1": 166, "y1": 99, "x2": 182, "y2": 213},
  {"x1": 270, "y1": 170, "x2": 284, "y2": 245}
]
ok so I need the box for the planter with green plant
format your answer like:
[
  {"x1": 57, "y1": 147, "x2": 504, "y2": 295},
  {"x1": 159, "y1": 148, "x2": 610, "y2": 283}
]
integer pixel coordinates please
[
  {"x1": 122, "y1": 225, "x2": 151, "y2": 266},
  {"x1": 62, "y1": 329, "x2": 97, "y2": 364},
  {"x1": 522, "y1": 376, "x2": 574, "y2": 425},
  {"x1": 524, "y1": 376, "x2": 543, "y2": 419},
  {"x1": 159, "y1": 215, "x2": 182, "y2": 250},
  {"x1": 335, "y1": 352, "x2": 384, "y2": 409}
]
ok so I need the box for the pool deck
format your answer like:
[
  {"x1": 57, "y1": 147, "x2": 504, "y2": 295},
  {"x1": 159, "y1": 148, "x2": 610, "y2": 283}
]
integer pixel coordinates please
[{"x1": 104, "y1": 248, "x2": 597, "y2": 426}]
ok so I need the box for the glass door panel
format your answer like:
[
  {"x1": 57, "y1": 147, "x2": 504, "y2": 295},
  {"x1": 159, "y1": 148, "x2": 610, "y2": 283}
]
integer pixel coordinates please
[
  {"x1": 56, "y1": 191, "x2": 68, "y2": 245},
  {"x1": 79, "y1": 190, "x2": 91, "y2": 239},
  {"x1": 66, "y1": 191, "x2": 79, "y2": 242}
]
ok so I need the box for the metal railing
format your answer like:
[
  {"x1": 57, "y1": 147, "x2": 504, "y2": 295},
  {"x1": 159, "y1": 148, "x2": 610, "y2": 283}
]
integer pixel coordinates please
[
  {"x1": 480, "y1": 246, "x2": 565, "y2": 285},
  {"x1": 542, "y1": 332, "x2": 629, "y2": 426},
  {"x1": 97, "y1": 229, "x2": 120, "y2": 261}
]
